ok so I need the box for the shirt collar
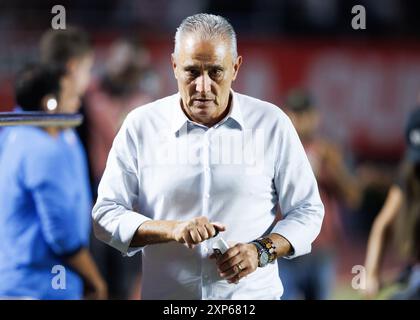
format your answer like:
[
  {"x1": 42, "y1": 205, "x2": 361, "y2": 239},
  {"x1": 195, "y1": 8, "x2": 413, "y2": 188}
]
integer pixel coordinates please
[
  {"x1": 226, "y1": 89, "x2": 245, "y2": 130},
  {"x1": 171, "y1": 92, "x2": 189, "y2": 134},
  {"x1": 170, "y1": 89, "x2": 244, "y2": 134}
]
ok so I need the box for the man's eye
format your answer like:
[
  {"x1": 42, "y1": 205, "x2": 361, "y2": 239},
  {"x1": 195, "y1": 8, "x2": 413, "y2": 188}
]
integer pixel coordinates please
[
  {"x1": 186, "y1": 70, "x2": 199, "y2": 77},
  {"x1": 210, "y1": 69, "x2": 223, "y2": 78}
]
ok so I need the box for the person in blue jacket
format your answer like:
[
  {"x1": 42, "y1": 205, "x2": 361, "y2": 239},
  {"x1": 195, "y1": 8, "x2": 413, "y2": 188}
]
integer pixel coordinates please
[{"x1": 0, "y1": 62, "x2": 106, "y2": 299}]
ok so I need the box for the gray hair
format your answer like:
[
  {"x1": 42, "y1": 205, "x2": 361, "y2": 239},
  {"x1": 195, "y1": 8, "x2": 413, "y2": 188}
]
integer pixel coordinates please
[{"x1": 174, "y1": 13, "x2": 238, "y2": 59}]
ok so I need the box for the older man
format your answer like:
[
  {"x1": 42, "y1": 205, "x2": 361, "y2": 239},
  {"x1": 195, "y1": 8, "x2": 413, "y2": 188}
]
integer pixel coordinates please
[{"x1": 92, "y1": 13, "x2": 324, "y2": 300}]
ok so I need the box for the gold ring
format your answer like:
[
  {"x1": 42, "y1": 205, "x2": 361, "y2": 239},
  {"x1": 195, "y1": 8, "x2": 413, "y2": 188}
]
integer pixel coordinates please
[{"x1": 237, "y1": 263, "x2": 243, "y2": 272}]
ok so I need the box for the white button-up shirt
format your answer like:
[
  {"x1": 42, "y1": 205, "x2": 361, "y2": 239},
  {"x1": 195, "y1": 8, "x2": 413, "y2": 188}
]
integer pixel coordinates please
[{"x1": 92, "y1": 90, "x2": 324, "y2": 300}]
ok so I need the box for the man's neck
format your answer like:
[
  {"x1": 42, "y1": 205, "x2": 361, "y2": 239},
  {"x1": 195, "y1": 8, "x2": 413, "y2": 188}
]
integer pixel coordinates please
[{"x1": 43, "y1": 127, "x2": 60, "y2": 137}]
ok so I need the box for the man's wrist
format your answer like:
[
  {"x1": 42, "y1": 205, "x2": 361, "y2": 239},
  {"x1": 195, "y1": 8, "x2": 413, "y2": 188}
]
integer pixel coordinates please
[
  {"x1": 250, "y1": 237, "x2": 276, "y2": 267},
  {"x1": 131, "y1": 220, "x2": 179, "y2": 247},
  {"x1": 168, "y1": 220, "x2": 180, "y2": 241},
  {"x1": 270, "y1": 233, "x2": 294, "y2": 258},
  {"x1": 247, "y1": 243, "x2": 259, "y2": 266}
]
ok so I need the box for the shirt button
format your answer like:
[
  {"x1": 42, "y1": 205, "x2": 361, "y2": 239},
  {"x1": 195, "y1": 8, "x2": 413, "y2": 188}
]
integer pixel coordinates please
[
  {"x1": 204, "y1": 167, "x2": 210, "y2": 172},
  {"x1": 204, "y1": 193, "x2": 210, "y2": 199},
  {"x1": 203, "y1": 247, "x2": 209, "y2": 253}
]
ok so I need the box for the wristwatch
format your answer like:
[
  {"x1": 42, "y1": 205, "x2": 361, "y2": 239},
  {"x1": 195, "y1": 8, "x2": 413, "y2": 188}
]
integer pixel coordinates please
[{"x1": 250, "y1": 237, "x2": 276, "y2": 268}]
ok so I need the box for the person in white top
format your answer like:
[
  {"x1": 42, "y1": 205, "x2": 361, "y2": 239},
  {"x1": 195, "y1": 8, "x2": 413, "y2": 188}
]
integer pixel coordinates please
[{"x1": 92, "y1": 13, "x2": 324, "y2": 300}]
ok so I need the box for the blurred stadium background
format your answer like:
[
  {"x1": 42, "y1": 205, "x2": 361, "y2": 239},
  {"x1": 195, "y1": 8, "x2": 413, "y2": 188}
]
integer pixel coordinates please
[{"x1": 1, "y1": 0, "x2": 420, "y2": 299}]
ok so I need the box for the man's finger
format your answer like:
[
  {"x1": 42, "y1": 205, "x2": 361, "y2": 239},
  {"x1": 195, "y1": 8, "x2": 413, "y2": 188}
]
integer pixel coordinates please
[
  {"x1": 197, "y1": 225, "x2": 209, "y2": 240},
  {"x1": 211, "y1": 222, "x2": 226, "y2": 233},
  {"x1": 228, "y1": 267, "x2": 250, "y2": 284},
  {"x1": 218, "y1": 255, "x2": 243, "y2": 273},
  {"x1": 210, "y1": 222, "x2": 226, "y2": 238},
  {"x1": 220, "y1": 265, "x2": 240, "y2": 280},
  {"x1": 216, "y1": 246, "x2": 240, "y2": 266},
  {"x1": 183, "y1": 233, "x2": 194, "y2": 247},
  {"x1": 209, "y1": 252, "x2": 217, "y2": 259},
  {"x1": 205, "y1": 223, "x2": 216, "y2": 238},
  {"x1": 189, "y1": 229, "x2": 202, "y2": 244}
]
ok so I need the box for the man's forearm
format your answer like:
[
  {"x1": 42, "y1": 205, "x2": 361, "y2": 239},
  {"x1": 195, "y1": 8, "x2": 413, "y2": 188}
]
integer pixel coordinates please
[
  {"x1": 130, "y1": 217, "x2": 226, "y2": 248},
  {"x1": 65, "y1": 248, "x2": 104, "y2": 288},
  {"x1": 130, "y1": 220, "x2": 177, "y2": 247},
  {"x1": 267, "y1": 233, "x2": 293, "y2": 258}
]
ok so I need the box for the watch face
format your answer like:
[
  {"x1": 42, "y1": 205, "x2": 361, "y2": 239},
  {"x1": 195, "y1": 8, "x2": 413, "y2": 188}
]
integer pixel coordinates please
[{"x1": 260, "y1": 252, "x2": 269, "y2": 266}]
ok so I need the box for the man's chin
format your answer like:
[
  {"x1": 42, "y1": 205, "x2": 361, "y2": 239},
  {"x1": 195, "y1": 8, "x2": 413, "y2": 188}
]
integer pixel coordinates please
[
  {"x1": 190, "y1": 110, "x2": 213, "y2": 125},
  {"x1": 192, "y1": 104, "x2": 213, "y2": 114},
  {"x1": 193, "y1": 112, "x2": 210, "y2": 121}
]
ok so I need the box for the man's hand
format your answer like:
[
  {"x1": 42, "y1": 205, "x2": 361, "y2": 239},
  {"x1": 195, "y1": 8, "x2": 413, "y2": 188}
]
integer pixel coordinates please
[
  {"x1": 84, "y1": 276, "x2": 108, "y2": 300},
  {"x1": 213, "y1": 243, "x2": 258, "y2": 284},
  {"x1": 172, "y1": 216, "x2": 226, "y2": 249},
  {"x1": 65, "y1": 248, "x2": 108, "y2": 300}
]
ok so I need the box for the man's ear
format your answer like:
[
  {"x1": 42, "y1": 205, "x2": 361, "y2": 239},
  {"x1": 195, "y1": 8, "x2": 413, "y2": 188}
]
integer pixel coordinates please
[
  {"x1": 171, "y1": 54, "x2": 178, "y2": 80},
  {"x1": 232, "y1": 55, "x2": 242, "y2": 81}
]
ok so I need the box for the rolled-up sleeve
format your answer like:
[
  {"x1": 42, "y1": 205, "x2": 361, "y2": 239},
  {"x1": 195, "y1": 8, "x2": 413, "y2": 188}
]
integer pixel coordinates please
[
  {"x1": 272, "y1": 117, "x2": 324, "y2": 259},
  {"x1": 92, "y1": 114, "x2": 151, "y2": 257}
]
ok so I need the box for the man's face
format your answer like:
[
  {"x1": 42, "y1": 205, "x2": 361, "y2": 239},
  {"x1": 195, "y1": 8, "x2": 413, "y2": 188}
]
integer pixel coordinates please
[
  {"x1": 172, "y1": 34, "x2": 242, "y2": 127},
  {"x1": 59, "y1": 53, "x2": 94, "y2": 113},
  {"x1": 70, "y1": 53, "x2": 94, "y2": 96}
]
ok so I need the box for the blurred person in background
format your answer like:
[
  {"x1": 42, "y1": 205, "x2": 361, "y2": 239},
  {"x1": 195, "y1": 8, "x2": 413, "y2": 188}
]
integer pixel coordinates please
[
  {"x1": 84, "y1": 38, "x2": 156, "y2": 299},
  {"x1": 0, "y1": 63, "x2": 106, "y2": 299},
  {"x1": 85, "y1": 38, "x2": 155, "y2": 195},
  {"x1": 40, "y1": 27, "x2": 119, "y2": 298},
  {"x1": 0, "y1": 27, "x2": 106, "y2": 299},
  {"x1": 39, "y1": 27, "x2": 94, "y2": 104},
  {"x1": 364, "y1": 107, "x2": 420, "y2": 300},
  {"x1": 278, "y1": 89, "x2": 361, "y2": 300}
]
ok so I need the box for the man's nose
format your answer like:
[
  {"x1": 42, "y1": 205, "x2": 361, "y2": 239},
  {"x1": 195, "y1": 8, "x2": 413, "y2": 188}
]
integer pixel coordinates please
[{"x1": 195, "y1": 73, "x2": 211, "y2": 93}]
